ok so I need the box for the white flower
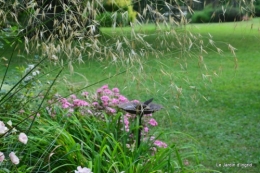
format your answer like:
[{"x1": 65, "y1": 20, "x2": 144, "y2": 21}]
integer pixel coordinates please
[
  {"x1": 9, "y1": 152, "x2": 19, "y2": 165},
  {"x1": 7, "y1": 120, "x2": 12, "y2": 126},
  {"x1": 25, "y1": 64, "x2": 35, "y2": 74},
  {"x1": 0, "y1": 152, "x2": 5, "y2": 162},
  {"x1": 12, "y1": 128, "x2": 17, "y2": 133},
  {"x1": 32, "y1": 70, "x2": 40, "y2": 76},
  {"x1": 0, "y1": 121, "x2": 8, "y2": 134},
  {"x1": 75, "y1": 166, "x2": 92, "y2": 173},
  {"x1": 28, "y1": 64, "x2": 35, "y2": 69},
  {"x1": 18, "y1": 133, "x2": 28, "y2": 144},
  {"x1": 24, "y1": 75, "x2": 33, "y2": 82}
]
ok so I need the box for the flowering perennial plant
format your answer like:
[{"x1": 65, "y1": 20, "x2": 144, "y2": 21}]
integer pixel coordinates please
[
  {"x1": 52, "y1": 85, "x2": 167, "y2": 149},
  {"x1": 0, "y1": 121, "x2": 28, "y2": 165}
]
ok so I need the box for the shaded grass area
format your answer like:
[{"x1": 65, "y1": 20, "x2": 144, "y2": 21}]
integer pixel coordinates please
[{"x1": 1, "y1": 18, "x2": 260, "y2": 172}]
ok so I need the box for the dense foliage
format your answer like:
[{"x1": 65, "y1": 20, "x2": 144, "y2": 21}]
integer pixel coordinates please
[
  {"x1": 191, "y1": 5, "x2": 245, "y2": 23},
  {"x1": 0, "y1": 73, "x2": 202, "y2": 172}
]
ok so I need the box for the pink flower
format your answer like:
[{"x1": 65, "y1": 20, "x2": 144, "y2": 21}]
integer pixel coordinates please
[
  {"x1": 132, "y1": 100, "x2": 140, "y2": 104},
  {"x1": 118, "y1": 95, "x2": 128, "y2": 103},
  {"x1": 103, "y1": 89, "x2": 113, "y2": 95},
  {"x1": 9, "y1": 152, "x2": 19, "y2": 165},
  {"x1": 110, "y1": 98, "x2": 119, "y2": 106},
  {"x1": 81, "y1": 92, "x2": 89, "y2": 97},
  {"x1": 0, "y1": 152, "x2": 5, "y2": 162},
  {"x1": 150, "y1": 136, "x2": 155, "y2": 141},
  {"x1": 124, "y1": 117, "x2": 129, "y2": 126},
  {"x1": 92, "y1": 102, "x2": 99, "y2": 107},
  {"x1": 101, "y1": 85, "x2": 109, "y2": 90},
  {"x1": 70, "y1": 94, "x2": 77, "y2": 100},
  {"x1": 101, "y1": 96, "x2": 110, "y2": 106},
  {"x1": 149, "y1": 118, "x2": 158, "y2": 126},
  {"x1": 123, "y1": 117, "x2": 130, "y2": 131},
  {"x1": 144, "y1": 127, "x2": 149, "y2": 133},
  {"x1": 106, "y1": 107, "x2": 116, "y2": 114},
  {"x1": 112, "y1": 88, "x2": 120, "y2": 93},
  {"x1": 101, "y1": 96, "x2": 110, "y2": 102},
  {"x1": 60, "y1": 98, "x2": 72, "y2": 108},
  {"x1": 18, "y1": 133, "x2": 28, "y2": 144},
  {"x1": 125, "y1": 113, "x2": 132, "y2": 118},
  {"x1": 73, "y1": 99, "x2": 89, "y2": 107},
  {"x1": 154, "y1": 140, "x2": 167, "y2": 148},
  {"x1": 0, "y1": 121, "x2": 8, "y2": 134},
  {"x1": 96, "y1": 88, "x2": 102, "y2": 94},
  {"x1": 75, "y1": 166, "x2": 92, "y2": 173}
]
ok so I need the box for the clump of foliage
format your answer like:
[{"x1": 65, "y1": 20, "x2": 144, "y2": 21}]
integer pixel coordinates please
[
  {"x1": 96, "y1": 11, "x2": 130, "y2": 27},
  {"x1": 102, "y1": 0, "x2": 136, "y2": 24},
  {"x1": 0, "y1": 79, "x2": 204, "y2": 172},
  {"x1": 191, "y1": 5, "x2": 244, "y2": 23},
  {"x1": 190, "y1": 6, "x2": 212, "y2": 23},
  {"x1": 253, "y1": 0, "x2": 260, "y2": 16}
]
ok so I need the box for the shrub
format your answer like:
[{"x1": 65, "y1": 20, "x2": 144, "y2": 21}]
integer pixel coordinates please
[
  {"x1": 191, "y1": 6, "x2": 244, "y2": 23},
  {"x1": 191, "y1": 9, "x2": 212, "y2": 23},
  {"x1": 212, "y1": 7, "x2": 243, "y2": 22},
  {"x1": 99, "y1": 0, "x2": 136, "y2": 27},
  {"x1": 254, "y1": 5, "x2": 260, "y2": 16},
  {"x1": 96, "y1": 11, "x2": 131, "y2": 27},
  {"x1": 96, "y1": 12, "x2": 114, "y2": 27}
]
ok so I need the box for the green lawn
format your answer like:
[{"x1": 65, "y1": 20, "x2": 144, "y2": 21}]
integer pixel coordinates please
[{"x1": 1, "y1": 18, "x2": 260, "y2": 172}]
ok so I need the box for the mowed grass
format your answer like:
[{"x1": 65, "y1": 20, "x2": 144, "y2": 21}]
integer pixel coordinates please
[
  {"x1": 185, "y1": 20, "x2": 260, "y2": 172},
  {"x1": 1, "y1": 18, "x2": 260, "y2": 172}
]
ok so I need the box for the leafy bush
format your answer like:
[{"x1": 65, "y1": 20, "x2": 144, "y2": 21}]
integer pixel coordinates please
[
  {"x1": 212, "y1": 7, "x2": 243, "y2": 22},
  {"x1": 96, "y1": 12, "x2": 114, "y2": 27},
  {"x1": 191, "y1": 8, "x2": 212, "y2": 23},
  {"x1": 96, "y1": 12, "x2": 130, "y2": 27},
  {"x1": 254, "y1": 5, "x2": 260, "y2": 16},
  {"x1": 191, "y1": 6, "x2": 244, "y2": 23}
]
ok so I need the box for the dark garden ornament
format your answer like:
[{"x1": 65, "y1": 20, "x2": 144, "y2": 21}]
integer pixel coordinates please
[
  {"x1": 118, "y1": 98, "x2": 163, "y2": 115},
  {"x1": 118, "y1": 98, "x2": 163, "y2": 147}
]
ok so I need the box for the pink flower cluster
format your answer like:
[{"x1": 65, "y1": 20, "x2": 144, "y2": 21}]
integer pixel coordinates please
[
  {"x1": 154, "y1": 140, "x2": 168, "y2": 148},
  {"x1": 54, "y1": 85, "x2": 129, "y2": 117},
  {"x1": 51, "y1": 85, "x2": 167, "y2": 149},
  {"x1": 93, "y1": 85, "x2": 128, "y2": 115},
  {"x1": 55, "y1": 94, "x2": 92, "y2": 116}
]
